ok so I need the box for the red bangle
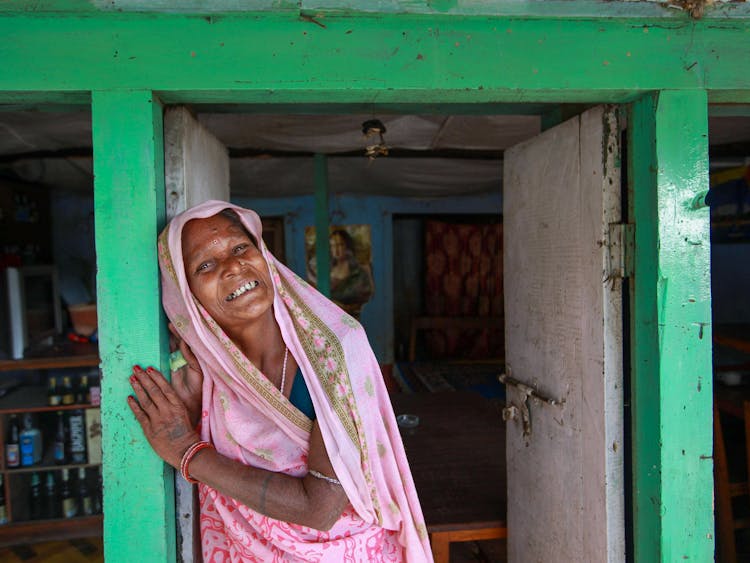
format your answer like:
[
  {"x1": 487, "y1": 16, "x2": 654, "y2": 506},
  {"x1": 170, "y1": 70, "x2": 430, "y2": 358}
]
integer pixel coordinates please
[{"x1": 180, "y1": 441, "x2": 213, "y2": 484}]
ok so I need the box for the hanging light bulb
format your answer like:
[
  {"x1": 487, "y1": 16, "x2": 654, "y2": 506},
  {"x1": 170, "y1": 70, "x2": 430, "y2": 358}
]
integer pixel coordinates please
[{"x1": 361, "y1": 119, "x2": 389, "y2": 160}]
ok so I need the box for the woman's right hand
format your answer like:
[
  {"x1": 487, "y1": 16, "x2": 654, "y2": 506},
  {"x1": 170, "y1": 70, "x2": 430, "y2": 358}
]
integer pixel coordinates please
[{"x1": 169, "y1": 323, "x2": 203, "y2": 427}]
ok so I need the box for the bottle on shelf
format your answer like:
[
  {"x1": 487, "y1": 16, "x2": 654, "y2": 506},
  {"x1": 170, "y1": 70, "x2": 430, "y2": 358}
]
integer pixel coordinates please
[
  {"x1": 89, "y1": 372, "x2": 101, "y2": 407},
  {"x1": 77, "y1": 467, "x2": 94, "y2": 516},
  {"x1": 61, "y1": 376, "x2": 75, "y2": 405},
  {"x1": 20, "y1": 413, "x2": 42, "y2": 466},
  {"x1": 75, "y1": 375, "x2": 90, "y2": 405},
  {"x1": 93, "y1": 466, "x2": 102, "y2": 514},
  {"x1": 29, "y1": 472, "x2": 43, "y2": 520},
  {"x1": 47, "y1": 376, "x2": 62, "y2": 407},
  {"x1": 5, "y1": 414, "x2": 21, "y2": 468},
  {"x1": 67, "y1": 409, "x2": 87, "y2": 464},
  {"x1": 53, "y1": 411, "x2": 67, "y2": 465},
  {"x1": 60, "y1": 468, "x2": 77, "y2": 518},
  {"x1": 44, "y1": 471, "x2": 59, "y2": 519},
  {"x1": 0, "y1": 475, "x2": 7, "y2": 525}
]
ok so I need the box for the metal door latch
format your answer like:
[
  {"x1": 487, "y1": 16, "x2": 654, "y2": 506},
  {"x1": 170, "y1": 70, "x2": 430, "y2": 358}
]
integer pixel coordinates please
[{"x1": 499, "y1": 372, "x2": 564, "y2": 439}]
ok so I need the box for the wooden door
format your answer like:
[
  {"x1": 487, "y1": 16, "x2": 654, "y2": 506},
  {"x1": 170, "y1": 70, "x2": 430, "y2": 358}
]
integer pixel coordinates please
[
  {"x1": 503, "y1": 106, "x2": 625, "y2": 562},
  {"x1": 163, "y1": 106, "x2": 229, "y2": 563}
]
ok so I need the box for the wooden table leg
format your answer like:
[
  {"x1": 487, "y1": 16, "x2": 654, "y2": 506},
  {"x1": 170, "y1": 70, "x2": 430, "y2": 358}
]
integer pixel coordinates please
[
  {"x1": 430, "y1": 527, "x2": 507, "y2": 563},
  {"x1": 430, "y1": 532, "x2": 451, "y2": 563}
]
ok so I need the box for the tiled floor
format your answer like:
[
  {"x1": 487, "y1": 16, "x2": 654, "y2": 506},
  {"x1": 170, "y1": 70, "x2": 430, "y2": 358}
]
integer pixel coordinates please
[{"x1": 0, "y1": 538, "x2": 103, "y2": 563}]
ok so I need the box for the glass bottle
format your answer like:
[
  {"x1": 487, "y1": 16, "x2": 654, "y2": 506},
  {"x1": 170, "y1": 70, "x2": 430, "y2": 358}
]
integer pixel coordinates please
[
  {"x1": 19, "y1": 413, "x2": 42, "y2": 466},
  {"x1": 67, "y1": 409, "x2": 86, "y2": 464},
  {"x1": 29, "y1": 472, "x2": 43, "y2": 520},
  {"x1": 0, "y1": 474, "x2": 7, "y2": 525},
  {"x1": 5, "y1": 414, "x2": 20, "y2": 468},
  {"x1": 93, "y1": 466, "x2": 103, "y2": 514},
  {"x1": 77, "y1": 467, "x2": 93, "y2": 516},
  {"x1": 60, "y1": 468, "x2": 77, "y2": 518},
  {"x1": 76, "y1": 375, "x2": 90, "y2": 405},
  {"x1": 61, "y1": 376, "x2": 75, "y2": 405},
  {"x1": 47, "y1": 376, "x2": 62, "y2": 407},
  {"x1": 44, "y1": 471, "x2": 59, "y2": 519},
  {"x1": 53, "y1": 411, "x2": 67, "y2": 465}
]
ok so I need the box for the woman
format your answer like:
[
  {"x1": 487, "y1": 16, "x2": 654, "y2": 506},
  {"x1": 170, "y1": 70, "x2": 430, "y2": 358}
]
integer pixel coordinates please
[{"x1": 128, "y1": 200, "x2": 432, "y2": 562}]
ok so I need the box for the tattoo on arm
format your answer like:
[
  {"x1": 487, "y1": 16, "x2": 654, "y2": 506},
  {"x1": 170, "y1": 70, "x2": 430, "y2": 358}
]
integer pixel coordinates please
[
  {"x1": 259, "y1": 472, "x2": 274, "y2": 513},
  {"x1": 168, "y1": 425, "x2": 189, "y2": 440}
]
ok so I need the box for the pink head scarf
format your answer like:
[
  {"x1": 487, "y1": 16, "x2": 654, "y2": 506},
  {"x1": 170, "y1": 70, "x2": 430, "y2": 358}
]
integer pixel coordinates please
[{"x1": 158, "y1": 201, "x2": 432, "y2": 562}]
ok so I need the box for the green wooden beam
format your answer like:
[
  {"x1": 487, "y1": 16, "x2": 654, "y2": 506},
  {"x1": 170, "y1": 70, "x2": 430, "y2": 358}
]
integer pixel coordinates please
[
  {"x1": 92, "y1": 90, "x2": 175, "y2": 563},
  {"x1": 314, "y1": 153, "x2": 331, "y2": 297},
  {"x1": 2, "y1": 14, "x2": 750, "y2": 102},
  {"x1": 0, "y1": 91, "x2": 89, "y2": 108},
  {"x1": 629, "y1": 90, "x2": 713, "y2": 562},
  {"x1": 2, "y1": 0, "x2": 750, "y2": 18}
]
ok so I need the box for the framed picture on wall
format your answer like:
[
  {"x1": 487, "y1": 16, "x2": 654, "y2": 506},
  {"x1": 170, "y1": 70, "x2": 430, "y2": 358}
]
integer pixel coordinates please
[{"x1": 305, "y1": 225, "x2": 375, "y2": 319}]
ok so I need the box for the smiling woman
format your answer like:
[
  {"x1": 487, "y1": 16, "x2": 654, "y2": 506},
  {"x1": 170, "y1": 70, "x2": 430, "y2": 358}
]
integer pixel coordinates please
[
  {"x1": 180, "y1": 211, "x2": 279, "y2": 365},
  {"x1": 127, "y1": 200, "x2": 432, "y2": 562}
]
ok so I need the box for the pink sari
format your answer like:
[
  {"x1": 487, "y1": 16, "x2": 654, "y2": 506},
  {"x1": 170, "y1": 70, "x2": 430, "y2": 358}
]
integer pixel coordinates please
[{"x1": 158, "y1": 201, "x2": 432, "y2": 562}]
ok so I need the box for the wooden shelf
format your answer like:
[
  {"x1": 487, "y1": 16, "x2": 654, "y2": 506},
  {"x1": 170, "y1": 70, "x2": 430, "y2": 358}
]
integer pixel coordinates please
[
  {"x1": 0, "y1": 342, "x2": 99, "y2": 372},
  {"x1": 0, "y1": 386, "x2": 98, "y2": 414},
  {"x1": 0, "y1": 342, "x2": 102, "y2": 546},
  {"x1": 0, "y1": 355, "x2": 99, "y2": 372},
  {"x1": 0, "y1": 515, "x2": 102, "y2": 547},
  {"x1": 3, "y1": 462, "x2": 100, "y2": 475}
]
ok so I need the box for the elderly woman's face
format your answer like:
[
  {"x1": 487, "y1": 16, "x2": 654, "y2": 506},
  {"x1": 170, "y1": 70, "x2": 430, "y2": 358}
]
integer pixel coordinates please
[{"x1": 182, "y1": 213, "x2": 274, "y2": 332}]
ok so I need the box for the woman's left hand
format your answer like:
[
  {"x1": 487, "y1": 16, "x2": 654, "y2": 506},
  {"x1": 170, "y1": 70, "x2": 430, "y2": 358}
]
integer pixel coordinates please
[{"x1": 128, "y1": 365, "x2": 200, "y2": 468}]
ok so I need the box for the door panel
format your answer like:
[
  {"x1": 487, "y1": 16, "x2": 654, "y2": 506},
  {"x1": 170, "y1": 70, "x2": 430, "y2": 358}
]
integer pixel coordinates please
[
  {"x1": 503, "y1": 106, "x2": 624, "y2": 562},
  {"x1": 164, "y1": 106, "x2": 230, "y2": 563},
  {"x1": 164, "y1": 106, "x2": 230, "y2": 217}
]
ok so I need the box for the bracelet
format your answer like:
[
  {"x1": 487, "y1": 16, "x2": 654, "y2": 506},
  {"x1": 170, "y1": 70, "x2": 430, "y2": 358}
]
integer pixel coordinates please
[
  {"x1": 308, "y1": 469, "x2": 341, "y2": 486},
  {"x1": 180, "y1": 441, "x2": 213, "y2": 484}
]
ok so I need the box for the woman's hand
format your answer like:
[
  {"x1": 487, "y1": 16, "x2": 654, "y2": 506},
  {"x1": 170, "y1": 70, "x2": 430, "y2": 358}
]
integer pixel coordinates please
[
  {"x1": 169, "y1": 323, "x2": 203, "y2": 427},
  {"x1": 128, "y1": 365, "x2": 200, "y2": 469}
]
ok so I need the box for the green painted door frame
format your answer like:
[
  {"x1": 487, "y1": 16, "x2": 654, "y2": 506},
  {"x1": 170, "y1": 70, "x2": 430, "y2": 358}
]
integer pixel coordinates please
[
  {"x1": 629, "y1": 91, "x2": 713, "y2": 562},
  {"x1": 0, "y1": 8, "x2": 739, "y2": 562},
  {"x1": 92, "y1": 90, "x2": 176, "y2": 562}
]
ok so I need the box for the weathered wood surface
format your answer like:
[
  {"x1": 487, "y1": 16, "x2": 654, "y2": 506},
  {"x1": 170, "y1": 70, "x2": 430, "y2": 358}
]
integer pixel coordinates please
[{"x1": 503, "y1": 107, "x2": 624, "y2": 562}]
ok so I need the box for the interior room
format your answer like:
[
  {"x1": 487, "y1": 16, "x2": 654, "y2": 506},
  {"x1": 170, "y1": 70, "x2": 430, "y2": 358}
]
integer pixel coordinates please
[
  {"x1": 705, "y1": 107, "x2": 750, "y2": 563},
  {"x1": 0, "y1": 105, "x2": 535, "y2": 562},
  {"x1": 1, "y1": 104, "x2": 749, "y2": 562}
]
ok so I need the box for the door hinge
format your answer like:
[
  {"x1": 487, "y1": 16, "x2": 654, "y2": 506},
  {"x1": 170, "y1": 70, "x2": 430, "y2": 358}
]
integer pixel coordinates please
[{"x1": 606, "y1": 223, "x2": 634, "y2": 281}]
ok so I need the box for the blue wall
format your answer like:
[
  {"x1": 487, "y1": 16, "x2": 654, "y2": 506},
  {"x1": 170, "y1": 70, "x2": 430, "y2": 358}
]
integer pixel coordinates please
[
  {"x1": 234, "y1": 192, "x2": 503, "y2": 362},
  {"x1": 50, "y1": 190, "x2": 96, "y2": 307},
  {"x1": 49, "y1": 191, "x2": 750, "y2": 364}
]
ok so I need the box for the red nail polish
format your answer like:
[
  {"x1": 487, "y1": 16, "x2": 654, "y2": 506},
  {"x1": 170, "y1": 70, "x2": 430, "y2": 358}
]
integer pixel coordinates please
[{"x1": 129, "y1": 375, "x2": 136, "y2": 383}]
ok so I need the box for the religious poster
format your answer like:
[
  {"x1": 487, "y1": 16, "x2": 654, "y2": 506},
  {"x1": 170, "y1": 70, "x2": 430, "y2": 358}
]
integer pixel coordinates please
[{"x1": 305, "y1": 225, "x2": 375, "y2": 319}]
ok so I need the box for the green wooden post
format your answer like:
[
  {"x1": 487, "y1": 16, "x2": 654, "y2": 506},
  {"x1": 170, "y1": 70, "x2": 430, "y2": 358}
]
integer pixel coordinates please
[
  {"x1": 92, "y1": 90, "x2": 175, "y2": 563},
  {"x1": 629, "y1": 90, "x2": 713, "y2": 562},
  {"x1": 314, "y1": 153, "x2": 331, "y2": 298}
]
